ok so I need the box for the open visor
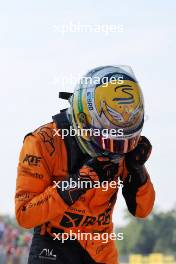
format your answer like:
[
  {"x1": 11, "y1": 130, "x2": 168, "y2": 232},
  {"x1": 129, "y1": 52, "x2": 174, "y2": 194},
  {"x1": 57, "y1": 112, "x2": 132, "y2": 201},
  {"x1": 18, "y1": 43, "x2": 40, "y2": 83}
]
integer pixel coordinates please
[{"x1": 91, "y1": 134, "x2": 140, "y2": 154}]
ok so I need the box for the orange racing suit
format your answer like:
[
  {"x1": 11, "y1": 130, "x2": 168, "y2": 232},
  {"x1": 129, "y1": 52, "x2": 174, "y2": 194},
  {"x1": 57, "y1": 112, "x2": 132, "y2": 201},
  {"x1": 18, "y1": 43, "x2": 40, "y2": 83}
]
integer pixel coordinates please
[{"x1": 15, "y1": 110, "x2": 155, "y2": 264}]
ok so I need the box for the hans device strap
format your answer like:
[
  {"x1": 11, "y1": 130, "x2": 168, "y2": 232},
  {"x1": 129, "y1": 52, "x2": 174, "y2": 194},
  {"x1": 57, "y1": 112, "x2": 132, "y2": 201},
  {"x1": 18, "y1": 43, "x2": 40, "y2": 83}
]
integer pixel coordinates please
[{"x1": 59, "y1": 92, "x2": 73, "y2": 100}]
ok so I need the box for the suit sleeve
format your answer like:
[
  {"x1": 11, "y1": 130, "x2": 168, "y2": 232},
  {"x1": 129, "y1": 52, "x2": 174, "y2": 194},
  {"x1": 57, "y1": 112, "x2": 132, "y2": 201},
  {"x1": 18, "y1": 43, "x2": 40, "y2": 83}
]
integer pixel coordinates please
[
  {"x1": 122, "y1": 163, "x2": 155, "y2": 218},
  {"x1": 15, "y1": 134, "x2": 68, "y2": 229}
]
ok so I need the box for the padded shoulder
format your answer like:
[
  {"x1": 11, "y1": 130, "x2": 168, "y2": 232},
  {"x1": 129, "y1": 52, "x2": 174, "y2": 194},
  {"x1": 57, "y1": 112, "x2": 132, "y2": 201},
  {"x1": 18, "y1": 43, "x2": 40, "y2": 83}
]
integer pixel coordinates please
[{"x1": 23, "y1": 132, "x2": 34, "y2": 142}]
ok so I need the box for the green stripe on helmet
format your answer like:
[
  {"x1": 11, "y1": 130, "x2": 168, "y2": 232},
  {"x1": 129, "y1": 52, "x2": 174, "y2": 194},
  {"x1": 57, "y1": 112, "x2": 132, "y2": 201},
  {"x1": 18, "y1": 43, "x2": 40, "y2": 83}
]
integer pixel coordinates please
[{"x1": 77, "y1": 87, "x2": 83, "y2": 113}]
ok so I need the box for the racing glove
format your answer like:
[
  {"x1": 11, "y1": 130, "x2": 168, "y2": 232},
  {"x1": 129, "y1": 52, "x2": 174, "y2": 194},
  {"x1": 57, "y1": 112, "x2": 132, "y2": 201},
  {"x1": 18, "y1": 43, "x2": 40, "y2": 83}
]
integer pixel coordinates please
[
  {"x1": 124, "y1": 136, "x2": 152, "y2": 188},
  {"x1": 56, "y1": 157, "x2": 119, "y2": 205},
  {"x1": 86, "y1": 157, "x2": 119, "y2": 183}
]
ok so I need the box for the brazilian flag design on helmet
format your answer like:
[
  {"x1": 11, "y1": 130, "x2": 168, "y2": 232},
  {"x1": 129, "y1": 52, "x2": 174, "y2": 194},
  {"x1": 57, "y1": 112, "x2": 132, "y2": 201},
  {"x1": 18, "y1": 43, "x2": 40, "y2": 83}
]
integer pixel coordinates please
[{"x1": 70, "y1": 65, "x2": 144, "y2": 158}]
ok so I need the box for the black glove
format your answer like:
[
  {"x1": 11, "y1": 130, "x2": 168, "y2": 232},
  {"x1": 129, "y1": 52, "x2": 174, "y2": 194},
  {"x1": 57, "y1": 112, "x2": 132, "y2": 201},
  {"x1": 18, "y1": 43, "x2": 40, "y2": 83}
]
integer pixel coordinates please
[
  {"x1": 86, "y1": 157, "x2": 119, "y2": 183},
  {"x1": 56, "y1": 159, "x2": 100, "y2": 206},
  {"x1": 56, "y1": 157, "x2": 119, "y2": 205},
  {"x1": 126, "y1": 136, "x2": 152, "y2": 168},
  {"x1": 125, "y1": 136, "x2": 152, "y2": 187}
]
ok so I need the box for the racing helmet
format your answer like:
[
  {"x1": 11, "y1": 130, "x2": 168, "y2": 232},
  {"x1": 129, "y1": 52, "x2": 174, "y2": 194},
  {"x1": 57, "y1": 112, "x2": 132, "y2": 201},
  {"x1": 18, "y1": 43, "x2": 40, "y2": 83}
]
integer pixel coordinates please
[{"x1": 69, "y1": 65, "x2": 144, "y2": 158}]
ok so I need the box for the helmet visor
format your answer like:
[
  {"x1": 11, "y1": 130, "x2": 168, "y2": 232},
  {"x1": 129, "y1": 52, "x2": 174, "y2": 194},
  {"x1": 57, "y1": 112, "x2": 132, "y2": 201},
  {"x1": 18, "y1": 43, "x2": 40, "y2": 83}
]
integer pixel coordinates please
[{"x1": 91, "y1": 134, "x2": 140, "y2": 154}]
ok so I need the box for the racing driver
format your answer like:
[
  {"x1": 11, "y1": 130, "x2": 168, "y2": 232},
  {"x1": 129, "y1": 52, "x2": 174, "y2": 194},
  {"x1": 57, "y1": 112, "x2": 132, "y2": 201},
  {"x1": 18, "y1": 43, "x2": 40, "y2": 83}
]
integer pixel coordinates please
[{"x1": 15, "y1": 65, "x2": 155, "y2": 264}]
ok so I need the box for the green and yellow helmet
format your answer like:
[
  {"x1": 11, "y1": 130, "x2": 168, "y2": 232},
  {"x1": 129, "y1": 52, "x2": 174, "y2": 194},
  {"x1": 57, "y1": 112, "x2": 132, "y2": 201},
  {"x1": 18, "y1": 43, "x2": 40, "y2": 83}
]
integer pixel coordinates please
[{"x1": 70, "y1": 65, "x2": 144, "y2": 158}]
